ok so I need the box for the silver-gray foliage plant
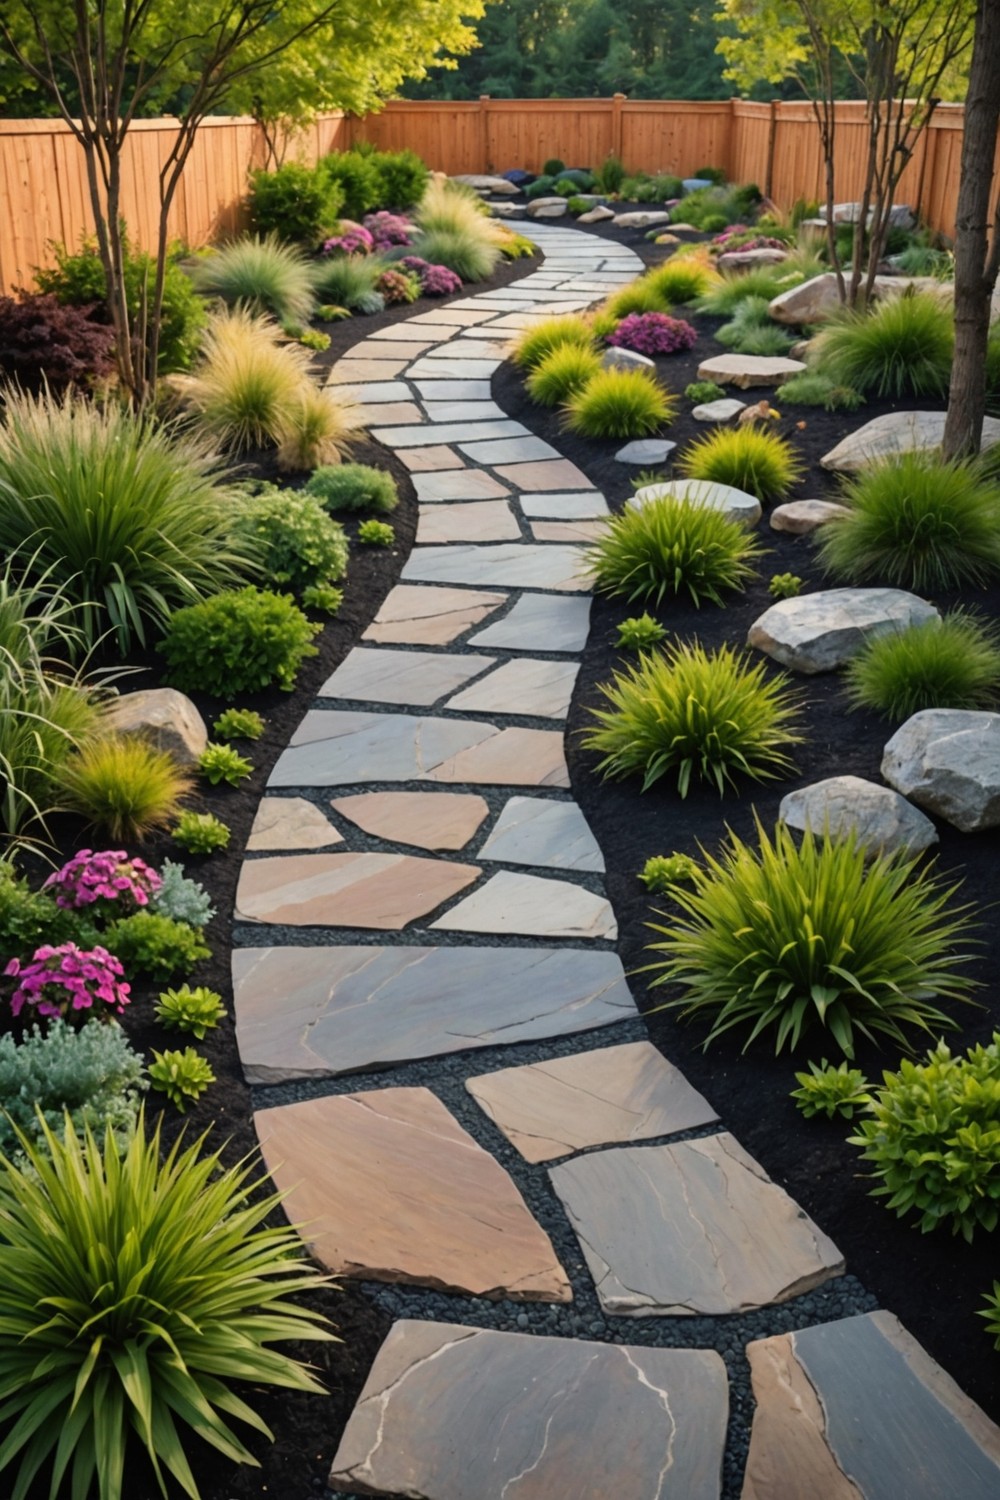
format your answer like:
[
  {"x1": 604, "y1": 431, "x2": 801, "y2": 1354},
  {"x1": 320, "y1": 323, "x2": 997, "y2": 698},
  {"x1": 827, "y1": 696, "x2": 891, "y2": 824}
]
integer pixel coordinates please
[
  {"x1": 152, "y1": 858, "x2": 216, "y2": 928},
  {"x1": 0, "y1": 1018, "x2": 146, "y2": 1158}
]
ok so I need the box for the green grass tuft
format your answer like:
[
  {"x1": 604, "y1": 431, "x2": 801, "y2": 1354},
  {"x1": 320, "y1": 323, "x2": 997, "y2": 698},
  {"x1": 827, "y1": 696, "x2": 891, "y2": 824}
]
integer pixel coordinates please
[
  {"x1": 845, "y1": 611, "x2": 1000, "y2": 720},
  {"x1": 679, "y1": 425, "x2": 804, "y2": 502},
  {"x1": 525, "y1": 344, "x2": 602, "y2": 406},
  {"x1": 563, "y1": 370, "x2": 677, "y2": 440},
  {"x1": 190, "y1": 234, "x2": 316, "y2": 323},
  {"x1": 511, "y1": 316, "x2": 595, "y2": 371},
  {"x1": 587, "y1": 496, "x2": 761, "y2": 607},
  {"x1": 810, "y1": 291, "x2": 953, "y2": 398}
]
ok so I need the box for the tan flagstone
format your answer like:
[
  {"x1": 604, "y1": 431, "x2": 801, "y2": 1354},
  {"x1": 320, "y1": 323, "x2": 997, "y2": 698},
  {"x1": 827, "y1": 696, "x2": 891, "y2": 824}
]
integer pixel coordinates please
[
  {"x1": 363, "y1": 585, "x2": 505, "y2": 645},
  {"x1": 416, "y1": 501, "x2": 521, "y2": 544},
  {"x1": 246, "y1": 797, "x2": 342, "y2": 852},
  {"x1": 332, "y1": 790, "x2": 489, "y2": 850},
  {"x1": 235, "y1": 851, "x2": 479, "y2": 928},
  {"x1": 398, "y1": 445, "x2": 465, "y2": 471}
]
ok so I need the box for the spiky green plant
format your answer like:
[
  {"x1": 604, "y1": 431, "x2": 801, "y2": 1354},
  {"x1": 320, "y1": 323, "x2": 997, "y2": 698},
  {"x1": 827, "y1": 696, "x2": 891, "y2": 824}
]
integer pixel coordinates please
[
  {"x1": 791, "y1": 1059, "x2": 872, "y2": 1119},
  {"x1": 309, "y1": 253, "x2": 385, "y2": 310},
  {"x1": 845, "y1": 611, "x2": 1000, "y2": 720},
  {"x1": 189, "y1": 233, "x2": 316, "y2": 323},
  {"x1": 645, "y1": 818, "x2": 978, "y2": 1057},
  {"x1": 510, "y1": 315, "x2": 595, "y2": 371},
  {"x1": 615, "y1": 613, "x2": 668, "y2": 650},
  {"x1": 183, "y1": 309, "x2": 318, "y2": 456},
  {"x1": 695, "y1": 266, "x2": 795, "y2": 315},
  {"x1": 587, "y1": 497, "x2": 761, "y2": 607},
  {"x1": 679, "y1": 425, "x2": 804, "y2": 502},
  {"x1": 411, "y1": 228, "x2": 500, "y2": 283},
  {"x1": 605, "y1": 279, "x2": 669, "y2": 319},
  {"x1": 148, "y1": 1047, "x2": 216, "y2": 1111},
  {"x1": 564, "y1": 370, "x2": 677, "y2": 440},
  {"x1": 525, "y1": 344, "x2": 602, "y2": 406},
  {"x1": 639, "y1": 852, "x2": 699, "y2": 894},
  {"x1": 582, "y1": 640, "x2": 802, "y2": 795},
  {"x1": 778, "y1": 372, "x2": 863, "y2": 411},
  {"x1": 172, "y1": 812, "x2": 231, "y2": 854},
  {"x1": 818, "y1": 454, "x2": 1000, "y2": 592},
  {"x1": 810, "y1": 291, "x2": 954, "y2": 398},
  {"x1": 155, "y1": 985, "x2": 227, "y2": 1040},
  {"x1": 62, "y1": 737, "x2": 193, "y2": 841},
  {"x1": 644, "y1": 258, "x2": 717, "y2": 304}
]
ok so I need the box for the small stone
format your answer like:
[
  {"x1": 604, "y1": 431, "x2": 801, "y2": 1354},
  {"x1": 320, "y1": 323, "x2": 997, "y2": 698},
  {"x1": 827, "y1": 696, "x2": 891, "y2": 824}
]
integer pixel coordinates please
[
  {"x1": 614, "y1": 439, "x2": 676, "y2": 464},
  {"x1": 487, "y1": 200, "x2": 521, "y2": 218},
  {"x1": 525, "y1": 197, "x2": 568, "y2": 218},
  {"x1": 654, "y1": 232, "x2": 680, "y2": 245},
  {"x1": 770, "y1": 499, "x2": 851, "y2": 534},
  {"x1": 578, "y1": 204, "x2": 615, "y2": 223},
  {"x1": 613, "y1": 210, "x2": 672, "y2": 228},
  {"x1": 882, "y1": 709, "x2": 1000, "y2": 832},
  {"x1": 691, "y1": 397, "x2": 747, "y2": 423},
  {"x1": 821, "y1": 411, "x2": 1000, "y2": 471},
  {"x1": 717, "y1": 247, "x2": 789, "y2": 271},
  {"x1": 599, "y1": 346, "x2": 656, "y2": 373},
  {"x1": 450, "y1": 174, "x2": 520, "y2": 196},
  {"x1": 631, "y1": 477, "x2": 762, "y2": 526},
  {"x1": 748, "y1": 588, "x2": 939, "y2": 673},
  {"x1": 104, "y1": 687, "x2": 207, "y2": 767},
  {"x1": 697, "y1": 353, "x2": 806, "y2": 388},
  {"x1": 779, "y1": 775, "x2": 939, "y2": 857}
]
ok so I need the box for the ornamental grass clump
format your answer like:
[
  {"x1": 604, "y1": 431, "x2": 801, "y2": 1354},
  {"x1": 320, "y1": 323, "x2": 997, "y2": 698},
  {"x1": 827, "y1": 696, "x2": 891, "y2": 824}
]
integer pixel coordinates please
[
  {"x1": 605, "y1": 279, "x2": 668, "y2": 319},
  {"x1": 310, "y1": 252, "x2": 385, "y2": 310},
  {"x1": 182, "y1": 308, "x2": 316, "y2": 455},
  {"x1": 586, "y1": 497, "x2": 761, "y2": 607},
  {"x1": 695, "y1": 265, "x2": 792, "y2": 315},
  {"x1": 525, "y1": 344, "x2": 602, "y2": 407},
  {"x1": 846, "y1": 612, "x2": 1000, "y2": 720},
  {"x1": 189, "y1": 233, "x2": 316, "y2": 324},
  {"x1": 644, "y1": 258, "x2": 717, "y2": 305},
  {"x1": 645, "y1": 819, "x2": 978, "y2": 1057},
  {"x1": 606, "y1": 312, "x2": 697, "y2": 356},
  {"x1": 810, "y1": 290, "x2": 953, "y2": 398},
  {"x1": 564, "y1": 370, "x2": 677, "y2": 440},
  {"x1": 511, "y1": 315, "x2": 595, "y2": 371},
  {"x1": 850, "y1": 1034, "x2": 1000, "y2": 1240},
  {"x1": 61, "y1": 738, "x2": 193, "y2": 842},
  {"x1": 0, "y1": 1112, "x2": 335, "y2": 1500},
  {"x1": 275, "y1": 385, "x2": 363, "y2": 472},
  {"x1": 582, "y1": 640, "x2": 802, "y2": 795},
  {"x1": 818, "y1": 455, "x2": 1000, "y2": 592},
  {"x1": 679, "y1": 425, "x2": 804, "y2": 502}
]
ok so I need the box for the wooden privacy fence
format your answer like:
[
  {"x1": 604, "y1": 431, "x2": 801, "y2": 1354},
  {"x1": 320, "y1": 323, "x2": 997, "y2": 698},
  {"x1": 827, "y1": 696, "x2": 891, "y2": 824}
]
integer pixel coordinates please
[{"x1": 0, "y1": 97, "x2": 992, "y2": 293}]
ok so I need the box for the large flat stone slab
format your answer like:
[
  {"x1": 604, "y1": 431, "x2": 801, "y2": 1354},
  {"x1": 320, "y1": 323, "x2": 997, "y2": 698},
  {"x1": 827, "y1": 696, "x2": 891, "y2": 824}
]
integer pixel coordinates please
[
  {"x1": 232, "y1": 945, "x2": 638, "y2": 1081},
  {"x1": 821, "y1": 411, "x2": 1000, "y2": 471},
  {"x1": 255, "y1": 1089, "x2": 570, "y2": 1301},
  {"x1": 416, "y1": 501, "x2": 521, "y2": 544},
  {"x1": 550, "y1": 1132, "x2": 843, "y2": 1316},
  {"x1": 234, "y1": 852, "x2": 478, "y2": 928},
  {"x1": 432, "y1": 869, "x2": 616, "y2": 940},
  {"x1": 268, "y1": 710, "x2": 569, "y2": 788},
  {"x1": 327, "y1": 358, "x2": 408, "y2": 383},
  {"x1": 494, "y1": 459, "x2": 596, "y2": 491},
  {"x1": 363, "y1": 585, "x2": 505, "y2": 645},
  {"x1": 413, "y1": 469, "x2": 511, "y2": 502},
  {"x1": 697, "y1": 353, "x2": 805, "y2": 387},
  {"x1": 332, "y1": 790, "x2": 489, "y2": 850},
  {"x1": 469, "y1": 592, "x2": 592, "y2": 652},
  {"x1": 246, "y1": 797, "x2": 342, "y2": 851},
  {"x1": 330, "y1": 1321, "x2": 728, "y2": 1500},
  {"x1": 459, "y1": 437, "x2": 560, "y2": 465},
  {"x1": 403, "y1": 543, "x2": 587, "y2": 592},
  {"x1": 319, "y1": 647, "x2": 493, "y2": 705},
  {"x1": 518, "y1": 491, "x2": 610, "y2": 519},
  {"x1": 398, "y1": 444, "x2": 465, "y2": 472},
  {"x1": 447, "y1": 658, "x2": 579, "y2": 718},
  {"x1": 742, "y1": 1312, "x2": 1000, "y2": 1500},
  {"x1": 375, "y1": 419, "x2": 521, "y2": 448},
  {"x1": 467, "y1": 1040, "x2": 717, "y2": 1162},
  {"x1": 748, "y1": 588, "x2": 939, "y2": 673},
  {"x1": 631, "y1": 478, "x2": 761, "y2": 526},
  {"x1": 478, "y1": 795, "x2": 604, "y2": 871},
  {"x1": 779, "y1": 775, "x2": 938, "y2": 856},
  {"x1": 882, "y1": 708, "x2": 1000, "y2": 831}
]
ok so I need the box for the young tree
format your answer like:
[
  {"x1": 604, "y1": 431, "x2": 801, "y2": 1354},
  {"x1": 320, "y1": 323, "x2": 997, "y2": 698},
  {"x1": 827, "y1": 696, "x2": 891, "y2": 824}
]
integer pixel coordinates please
[
  {"x1": 942, "y1": 0, "x2": 1000, "y2": 459},
  {"x1": 0, "y1": 0, "x2": 482, "y2": 402},
  {"x1": 716, "y1": 0, "x2": 973, "y2": 306}
]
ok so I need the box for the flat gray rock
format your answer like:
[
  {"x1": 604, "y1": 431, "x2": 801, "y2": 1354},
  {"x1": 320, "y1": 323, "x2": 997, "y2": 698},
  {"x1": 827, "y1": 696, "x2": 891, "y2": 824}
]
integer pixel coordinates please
[
  {"x1": 578, "y1": 204, "x2": 615, "y2": 223},
  {"x1": 319, "y1": 647, "x2": 493, "y2": 706},
  {"x1": 376, "y1": 419, "x2": 519, "y2": 448},
  {"x1": 467, "y1": 1040, "x2": 716, "y2": 1161},
  {"x1": 692, "y1": 398, "x2": 747, "y2": 422},
  {"x1": 615, "y1": 439, "x2": 677, "y2": 464},
  {"x1": 233, "y1": 945, "x2": 637, "y2": 1081},
  {"x1": 881, "y1": 709, "x2": 1000, "y2": 832},
  {"x1": 613, "y1": 210, "x2": 672, "y2": 227},
  {"x1": 525, "y1": 197, "x2": 568, "y2": 218},
  {"x1": 450, "y1": 173, "x2": 520, "y2": 196},
  {"x1": 518, "y1": 490, "x2": 609, "y2": 519},
  {"x1": 717, "y1": 247, "x2": 788, "y2": 271},
  {"x1": 469, "y1": 592, "x2": 592, "y2": 652},
  {"x1": 458, "y1": 436, "x2": 560, "y2": 464},
  {"x1": 403, "y1": 543, "x2": 588, "y2": 592},
  {"x1": 478, "y1": 795, "x2": 604, "y2": 871},
  {"x1": 550, "y1": 1132, "x2": 844, "y2": 1316},
  {"x1": 447, "y1": 657, "x2": 579, "y2": 718},
  {"x1": 412, "y1": 469, "x2": 510, "y2": 502},
  {"x1": 268, "y1": 709, "x2": 569, "y2": 789},
  {"x1": 697, "y1": 353, "x2": 806, "y2": 388},
  {"x1": 779, "y1": 775, "x2": 938, "y2": 856},
  {"x1": 748, "y1": 588, "x2": 939, "y2": 673},
  {"x1": 431, "y1": 870, "x2": 616, "y2": 940},
  {"x1": 246, "y1": 797, "x2": 342, "y2": 852},
  {"x1": 822, "y1": 410, "x2": 1000, "y2": 471},
  {"x1": 743, "y1": 1312, "x2": 1000, "y2": 1500},
  {"x1": 631, "y1": 477, "x2": 762, "y2": 526},
  {"x1": 330, "y1": 1322, "x2": 728, "y2": 1500},
  {"x1": 770, "y1": 499, "x2": 851, "y2": 534},
  {"x1": 600, "y1": 346, "x2": 656, "y2": 372}
]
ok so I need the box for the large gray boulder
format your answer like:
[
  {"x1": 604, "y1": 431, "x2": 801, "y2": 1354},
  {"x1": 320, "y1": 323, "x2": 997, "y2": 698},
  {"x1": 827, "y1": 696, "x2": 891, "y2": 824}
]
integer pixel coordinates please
[
  {"x1": 612, "y1": 210, "x2": 672, "y2": 228},
  {"x1": 881, "y1": 710, "x2": 1000, "y2": 832},
  {"x1": 779, "y1": 775, "x2": 938, "y2": 857},
  {"x1": 717, "y1": 247, "x2": 788, "y2": 272},
  {"x1": 821, "y1": 411, "x2": 1000, "y2": 471},
  {"x1": 630, "y1": 478, "x2": 761, "y2": 527},
  {"x1": 578, "y1": 204, "x2": 615, "y2": 224},
  {"x1": 748, "y1": 588, "x2": 939, "y2": 673},
  {"x1": 768, "y1": 271, "x2": 948, "y2": 326},
  {"x1": 105, "y1": 687, "x2": 208, "y2": 767},
  {"x1": 450, "y1": 174, "x2": 519, "y2": 197}
]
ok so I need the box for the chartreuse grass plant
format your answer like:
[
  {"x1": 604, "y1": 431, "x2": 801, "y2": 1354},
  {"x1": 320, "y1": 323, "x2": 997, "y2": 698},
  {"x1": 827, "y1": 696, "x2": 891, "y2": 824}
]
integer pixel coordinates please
[
  {"x1": 0, "y1": 1112, "x2": 334, "y2": 1500},
  {"x1": 526, "y1": 344, "x2": 602, "y2": 406},
  {"x1": 410, "y1": 229, "x2": 501, "y2": 283},
  {"x1": 845, "y1": 611, "x2": 1000, "y2": 720},
  {"x1": 564, "y1": 370, "x2": 677, "y2": 440},
  {"x1": 818, "y1": 455, "x2": 1000, "y2": 592},
  {"x1": 189, "y1": 233, "x2": 316, "y2": 323},
  {"x1": 511, "y1": 315, "x2": 594, "y2": 371},
  {"x1": 412, "y1": 178, "x2": 506, "y2": 280},
  {"x1": 851, "y1": 1033, "x2": 1000, "y2": 1241},
  {"x1": 276, "y1": 385, "x2": 363, "y2": 472},
  {"x1": 62, "y1": 737, "x2": 193, "y2": 841},
  {"x1": 810, "y1": 290, "x2": 954, "y2": 398},
  {"x1": 587, "y1": 497, "x2": 761, "y2": 607},
  {"x1": 695, "y1": 265, "x2": 796, "y2": 315},
  {"x1": 0, "y1": 393, "x2": 251, "y2": 656},
  {"x1": 791, "y1": 1059, "x2": 872, "y2": 1120},
  {"x1": 605, "y1": 279, "x2": 669, "y2": 319},
  {"x1": 645, "y1": 819, "x2": 978, "y2": 1058},
  {"x1": 583, "y1": 640, "x2": 802, "y2": 795},
  {"x1": 679, "y1": 425, "x2": 804, "y2": 502},
  {"x1": 645, "y1": 257, "x2": 717, "y2": 305}
]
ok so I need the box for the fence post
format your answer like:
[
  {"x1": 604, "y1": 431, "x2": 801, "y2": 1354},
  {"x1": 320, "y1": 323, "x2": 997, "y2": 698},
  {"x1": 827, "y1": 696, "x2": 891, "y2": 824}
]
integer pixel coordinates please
[
  {"x1": 479, "y1": 95, "x2": 490, "y2": 173},
  {"x1": 765, "y1": 99, "x2": 778, "y2": 201},
  {"x1": 612, "y1": 92, "x2": 626, "y2": 161}
]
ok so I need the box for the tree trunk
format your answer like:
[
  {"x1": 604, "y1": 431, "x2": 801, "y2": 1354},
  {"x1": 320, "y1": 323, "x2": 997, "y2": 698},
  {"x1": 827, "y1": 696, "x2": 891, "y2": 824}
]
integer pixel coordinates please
[{"x1": 942, "y1": 0, "x2": 1000, "y2": 460}]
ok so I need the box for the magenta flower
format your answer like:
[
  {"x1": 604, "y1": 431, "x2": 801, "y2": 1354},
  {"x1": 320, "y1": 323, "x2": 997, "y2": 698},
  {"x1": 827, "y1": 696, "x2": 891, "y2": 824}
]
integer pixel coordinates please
[
  {"x1": 399, "y1": 257, "x2": 462, "y2": 296},
  {"x1": 363, "y1": 211, "x2": 414, "y2": 249},
  {"x1": 606, "y1": 312, "x2": 697, "y2": 356},
  {"x1": 322, "y1": 221, "x2": 375, "y2": 257},
  {"x1": 43, "y1": 850, "x2": 161, "y2": 913},
  {"x1": 5, "y1": 943, "x2": 131, "y2": 1022}
]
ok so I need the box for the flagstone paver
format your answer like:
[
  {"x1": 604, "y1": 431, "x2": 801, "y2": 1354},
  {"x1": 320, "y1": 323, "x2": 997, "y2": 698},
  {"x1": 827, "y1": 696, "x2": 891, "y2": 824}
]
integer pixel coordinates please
[
  {"x1": 416, "y1": 500, "x2": 521, "y2": 543},
  {"x1": 468, "y1": 592, "x2": 592, "y2": 651},
  {"x1": 494, "y1": 458, "x2": 596, "y2": 489},
  {"x1": 413, "y1": 378, "x2": 494, "y2": 400},
  {"x1": 551, "y1": 1132, "x2": 844, "y2": 1316},
  {"x1": 412, "y1": 469, "x2": 510, "y2": 502},
  {"x1": 467, "y1": 1040, "x2": 718, "y2": 1161},
  {"x1": 234, "y1": 851, "x2": 479, "y2": 928},
  {"x1": 255, "y1": 1089, "x2": 571, "y2": 1300},
  {"x1": 397, "y1": 444, "x2": 465, "y2": 471},
  {"x1": 519, "y1": 490, "x2": 610, "y2": 518},
  {"x1": 331, "y1": 790, "x2": 489, "y2": 850},
  {"x1": 363, "y1": 584, "x2": 505, "y2": 644},
  {"x1": 402, "y1": 542, "x2": 587, "y2": 591},
  {"x1": 532, "y1": 517, "x2": 607, "y2": 542},
  {"x1": 458, "y1": 436, "x2": 561, "y2": 464},
  {"x1": 329, "y1": 1321, "x2": 728, "y2": 1499},
  {"x1": 477, "y1": 795, "x2": 604, "y2": 870},
  {"x1": 447, "y1": 656, "x2": 579, "y2": 717},
  {"x1": 246, "y1": 797, "x2": 342, "y2": 851},
  {"x1": 432, "y1": 868, "x2": 616, "y2": 940},
  {"x1": 353, "y1": 400, "x2": 422, "y2": 425},
  {"x1": 233, "y1": 945, "x2": 638, "y2": 1081},
  {"x1": 319, "y1": 646, "x2": 494, "y2": 704}
]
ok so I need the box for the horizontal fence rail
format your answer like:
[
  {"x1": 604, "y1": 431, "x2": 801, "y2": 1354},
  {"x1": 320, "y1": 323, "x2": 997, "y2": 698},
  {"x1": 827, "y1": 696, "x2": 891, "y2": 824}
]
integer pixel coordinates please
[{"x1": 0, "y1": 98, "x2": 994, "y2": 292}]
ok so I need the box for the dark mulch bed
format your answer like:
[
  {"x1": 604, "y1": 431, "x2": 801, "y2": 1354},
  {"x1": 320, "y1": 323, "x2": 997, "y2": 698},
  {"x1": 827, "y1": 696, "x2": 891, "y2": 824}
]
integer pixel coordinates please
[{"x1": 494, "y1": 242, "x2": 1000, "y2": 1424}]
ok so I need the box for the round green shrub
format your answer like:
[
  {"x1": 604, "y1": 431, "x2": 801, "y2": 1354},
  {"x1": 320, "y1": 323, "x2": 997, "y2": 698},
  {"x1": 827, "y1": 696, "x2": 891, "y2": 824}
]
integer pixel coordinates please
[
  {"x1": 679, "y1": 424, "x2": 804, "y2": 502},
  {"x1": 160, "y1": 586, "x2": 320, "y2": 695},
  {"x1": 247, "y1": 163, "x2": 344, "y2": 245},
  {"x1": 235, "y1": 486, "x2": 348, "y2": 590},
  {"x1": 587, "y1": 496, "x2": 761, "y2": 607},
  {"x1": 104, "y1": 911, "x2": 210, "y2": 981},
  {"x1": 0, "y1": 1019, "x2": 144, "y2": 1160},
  {"x1": 811, "y1": 290, "x2": 954, "y2": 398},
  {"x1": 845, "y1": 611, "x2": 1000, "y2": 720},
  {"x1": 526, "y1": 344, "x2": 602, "y2": 406},
  {"x1": 304, "y1": 462, "x2": 399, "y2": 513},
  {"x1": 564, "y1": 369, "x2": 677, "y2": 440}
]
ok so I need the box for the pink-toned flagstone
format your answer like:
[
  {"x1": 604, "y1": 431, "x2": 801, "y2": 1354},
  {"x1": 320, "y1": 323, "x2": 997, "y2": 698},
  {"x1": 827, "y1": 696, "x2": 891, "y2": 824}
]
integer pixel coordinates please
[
  {"x1": 331, "y1": 790, "x2": 489, "y2": 850},
  {"x1": 363, "y1": 585, "x2": 505, "y2": 645},
  {"x1": 235, "y1": 851, "x2": 479, "y2": 928}
]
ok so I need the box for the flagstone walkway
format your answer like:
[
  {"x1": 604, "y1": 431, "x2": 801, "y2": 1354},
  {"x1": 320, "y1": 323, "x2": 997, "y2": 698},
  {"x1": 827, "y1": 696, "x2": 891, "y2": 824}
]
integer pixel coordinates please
[{"x1": 232, "y1": 225, "x2": 1000, "y2": 1499}]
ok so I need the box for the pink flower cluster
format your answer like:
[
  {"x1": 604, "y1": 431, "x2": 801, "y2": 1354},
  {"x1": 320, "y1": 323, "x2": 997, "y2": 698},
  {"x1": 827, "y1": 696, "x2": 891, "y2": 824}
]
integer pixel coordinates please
[
  {"x1": 375, "y1": 268, "x2": 420, "y2": 305},
  {"x1": 607, "y1": 312, "x2": 698, "y2": 356},
  {"x1": 713, "y1": 223, "x2": 749, "y2": 245},
  {"x1": 43, "y1": 849, "x2": 161, "y2": 912},
  {"x1": 363, "y1": 211, "x2": 414, "y2": 249},
  {"x1": 400, "y1": 257, "x2": 462, "y2": 296},
  {"x1": 322, "y1": 220, "x2": 375, "y2": 257},
  {"x1": 5, "y1": 943, "x2": 131, "y2": 1021}
]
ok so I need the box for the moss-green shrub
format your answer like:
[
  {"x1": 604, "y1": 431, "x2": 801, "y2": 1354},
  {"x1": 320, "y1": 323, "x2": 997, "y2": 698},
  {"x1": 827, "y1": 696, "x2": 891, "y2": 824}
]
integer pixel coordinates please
[
  {"x1": 304, "y1": 462, "x2": 398, "y2": 513},
  {"x1": 0, "y1": 1019, "x2": 145, "y2": 1160},
  {"x1": 247, "y1": 163, "x2": 344, "y2": 245},
  {"x1": 105, "y1": 911, "x2": 210, "y2": 981},
  {"x1": 564, "y1": 370, "x2": 677, "y2": 440},
  {"x1": 160, "y1": 587, "x2": 320, "y2": 695},
  {"x1": 810, "y1": 290, "x2": 954, "y2": 398},
  {"x1": 844, "y1": 611, "x2": 1000, "y2": 719},
  {"x1": 235, "y1": 486, "x2": 349, "y2": 590}
]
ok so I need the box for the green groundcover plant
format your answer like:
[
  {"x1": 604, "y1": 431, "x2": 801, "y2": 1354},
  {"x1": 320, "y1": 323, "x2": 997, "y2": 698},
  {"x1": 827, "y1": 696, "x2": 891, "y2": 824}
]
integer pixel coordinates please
[
  {"x1": 0, "y1": 1113, "x2": 335, "y2": 1500},
  {"x1": 0, "y1": 1018, "x2": 145, "y2": 1159},
  {"x1": 511, "y1": 315, "x2": 595, "y2": 371},
  {"x1": 160, "y1": 588, "x2": 320, "y2": 696},
  {"x1": 645, "y1": 820, "x2": 979, "y2": 1058},
  {"x1": 587, "y1": 497, "x2": 761, "y2": 608},
  {"x1": 148, "y1": 1047, "x2": 216, "y2": 1112},
  {"x1": 171, "y1": 812, "x2": 230, "y2": 855},
  {"x1": 791, "y1": 1059, "x2": 871, "y2": 1120},
  {"x1": 679, "y1": 425, "x2": 804, "y2": 503}
]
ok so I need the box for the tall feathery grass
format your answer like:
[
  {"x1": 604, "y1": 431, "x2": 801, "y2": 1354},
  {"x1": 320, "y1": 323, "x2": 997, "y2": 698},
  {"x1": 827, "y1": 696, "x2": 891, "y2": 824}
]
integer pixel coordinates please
[{"x1": 189, "y1": 233, "x2": 316, "y2": 324}]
